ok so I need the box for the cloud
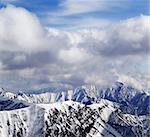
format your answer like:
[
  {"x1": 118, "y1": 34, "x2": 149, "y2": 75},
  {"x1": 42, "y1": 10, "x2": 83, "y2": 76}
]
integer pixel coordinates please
[
  {"x1": 0, "y1": 5, "x2": 149, "y2": 91},
  {"x1": 100, "y1": 15, "x2": 149, "y2": 57},
  {"x1": 0, "y1": 5, "x2": 67, "y2": 53},
  {"x1": 1, "y1": 0, "x2": 18, "y2": 4},
  {"x1": 58, "y1": 0, "x2": 130, "y2": 16},
  {"x1": 0, "y1": 5, "x2": 48, "y2": 52},
  {"x1": 44, "y1": 0, "x2": 130, "y2": 27},
  {"x1": 42, "y1": 0, "x2": 137, "y2": 28},
  {"x1": 0, "y1": 51, "x2": 57, "y2": 70},
  {"x1": 47, "y1": 15, "x2": 149, "y2": 58},
  {"x1": 59, "y1": 47, "x2": 91, "y2": 64},
  {"x1": 116, "y1": 73, "x2": 149, "y2": 91}
]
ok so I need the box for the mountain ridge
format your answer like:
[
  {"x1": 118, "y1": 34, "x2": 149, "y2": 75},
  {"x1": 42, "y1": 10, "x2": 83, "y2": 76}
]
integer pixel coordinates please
[
  {"x1": 0, "y1": 82, "x2": 149, "y2": 115},
  {"x1": 0, "y1": 82, "x2": 149, "y2": 137},
  {"x1": 0, "y1": 100, "x2": 149, "y2": 137}
]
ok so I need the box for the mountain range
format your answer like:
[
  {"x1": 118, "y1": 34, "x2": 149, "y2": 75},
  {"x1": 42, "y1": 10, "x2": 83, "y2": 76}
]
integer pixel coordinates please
[{"x1": 0, "y1": 82, "x2": 149, "y2": 137}]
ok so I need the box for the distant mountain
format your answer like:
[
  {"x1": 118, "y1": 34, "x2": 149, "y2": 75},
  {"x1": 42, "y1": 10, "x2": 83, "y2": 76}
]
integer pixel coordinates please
[
  {"x1": 1, "y1": 82, "x2": 149, "y2": 115},
  {"x1": 96, "y1": 82, "x2": 150, "y2": 115},
  {"x1": 0, "y1": 96, "x2": 28, "y2": 111}
]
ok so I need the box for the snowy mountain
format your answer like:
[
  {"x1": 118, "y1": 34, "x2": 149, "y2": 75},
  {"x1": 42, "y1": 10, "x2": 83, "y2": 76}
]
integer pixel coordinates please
[
  {"x1": 0, "y1": 100, "x2": 149, "y2": 137},
  {"x1": 1, "y1": 82, "x2": 149, "y2": 115},
  {"x1": 0, "y1": 96, "x2": 28, "y2": 111},
  {"x1": 0, "y1": 83, "x2": 149, "y2": 137}
]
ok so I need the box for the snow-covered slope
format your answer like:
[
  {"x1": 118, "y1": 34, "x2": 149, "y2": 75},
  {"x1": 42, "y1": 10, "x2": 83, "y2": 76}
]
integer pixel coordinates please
[
  {"x1": 0, "y1": 83, "x2": 149, "y2": 137},
  {"x1": 0, "y1": 100, "x2": 149, "y2": 137}
]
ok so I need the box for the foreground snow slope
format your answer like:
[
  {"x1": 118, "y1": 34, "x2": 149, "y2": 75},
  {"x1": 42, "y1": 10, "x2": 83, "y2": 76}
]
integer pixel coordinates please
[{"x1": 0, "y1": 100, "x2": 149, "y2": 137}]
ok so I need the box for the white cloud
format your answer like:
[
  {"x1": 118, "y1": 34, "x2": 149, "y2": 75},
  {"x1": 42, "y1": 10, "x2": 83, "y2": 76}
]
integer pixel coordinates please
[
  {"x1": 0, "y1": 5, "x2": 69, "y2": 55},
  {"x1": 44, "y1": 0, "x2": 131, "y2": 28},
  {"x1": 117, "y1": 73, "x2": 147, "y2": 91},
  {"x1": 48, "y1": 15, "x2": 149, "y2": 58},
  {"x1": 59, "y1": 47, "x2": 91, "y2": 64},
  {"x1": 0, "y1": 5, "x2": 48, "y2": 52},
  {"x1": 0, "y1": 5, "x2": 149, "y2": 91},
  {"x1": 1, "y1": 0, "x2": 18, "y2": 4},
  {"x1": 59, "y1": 0, "x2": 129, "y2": 16}
]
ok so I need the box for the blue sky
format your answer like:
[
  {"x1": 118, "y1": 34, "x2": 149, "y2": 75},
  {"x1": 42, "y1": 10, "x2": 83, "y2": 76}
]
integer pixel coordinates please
[{"x1": 0, "y1": 0, "x2": 149, "y2": 27}]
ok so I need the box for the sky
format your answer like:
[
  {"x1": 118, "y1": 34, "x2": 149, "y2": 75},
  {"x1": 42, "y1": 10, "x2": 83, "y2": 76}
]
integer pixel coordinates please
[{"x1": 0, "y1": 0, "x2": 149, "y2": 91}]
